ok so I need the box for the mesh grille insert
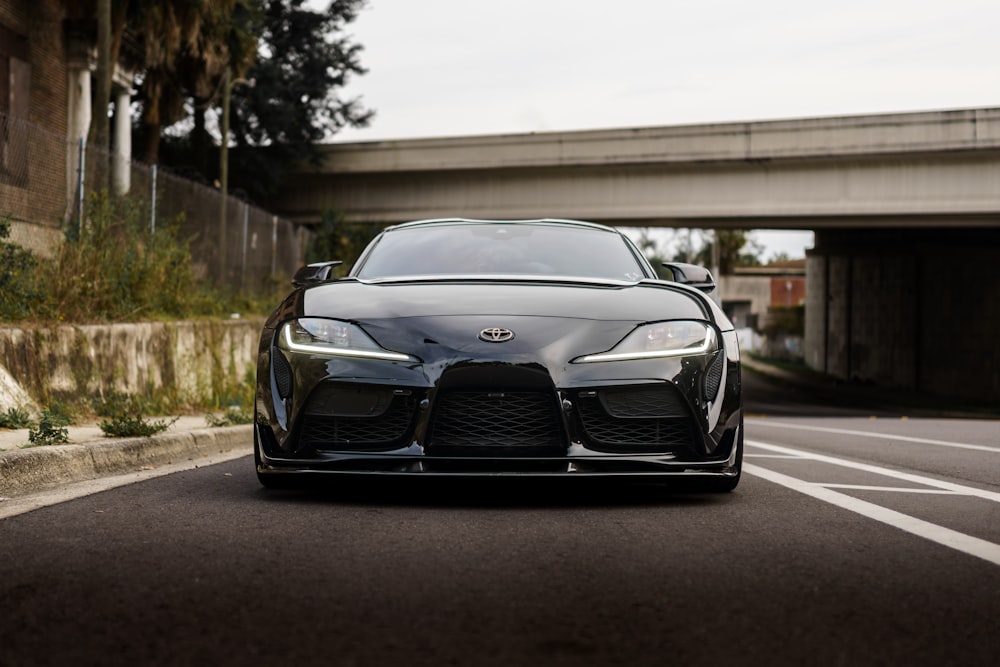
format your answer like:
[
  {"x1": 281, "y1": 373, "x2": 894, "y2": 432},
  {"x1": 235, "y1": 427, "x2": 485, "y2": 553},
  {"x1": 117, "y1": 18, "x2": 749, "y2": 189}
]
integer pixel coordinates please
[
  {"x1": 577, "y1": 386, "x2": 696, "y2": 453},
  {"x1": 429, "y1": 391, "x2": 564, "y2": 455},
  {"x1": 704, "y1": 352, "x2": 724, "y2": 401},
  {"x1": 299, "y1": 395, "x2": 415, "y2": 451},
  {"x1": 272, "y1": 352, "x2": 293, "y2": 399},
  {"x1": 599, "y1": 386, "x2": 689, "y2": 418}
]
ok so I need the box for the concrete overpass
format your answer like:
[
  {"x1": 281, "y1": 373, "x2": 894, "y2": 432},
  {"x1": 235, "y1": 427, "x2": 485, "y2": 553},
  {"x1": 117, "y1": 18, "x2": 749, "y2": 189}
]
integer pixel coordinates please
[
  {"x1": 269, "y1": 108, "x2": 1000, "y2": 404},
  {"x1": 274, "y1": 107, "x2": 1000, "y2": 229}
]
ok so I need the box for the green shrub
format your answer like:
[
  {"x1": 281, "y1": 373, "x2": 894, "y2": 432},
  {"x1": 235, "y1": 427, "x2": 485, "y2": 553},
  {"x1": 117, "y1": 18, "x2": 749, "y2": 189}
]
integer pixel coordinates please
[
  {"x1": 0, "y1": 218, "x2": 42, "y2": 321},
  {"x1": 93, "y1": 390, "x2": 176, "y2": 418},
  {"x1": 26, "y1": 410, "x2": 70, "y2": 446},
  {"x1": 43, "y1": 191, "x2": 215, "y2": 322},
  {"x1": 3, "y1": 190, "x2": 291, "y2": 325},
  {"x1": 205, "y1": 406, "x2": 254, "y2": 427},
  {"x1": 44, "y1": 399, "x2": 78, "y2": 426},
  {"x1": 0, "y1": 407, "x2": 33, "y2": 429},
  {"x1": 95, "y1": 392, "x2": 177, "y2": 437},
  {"x1": 306, "y1": 208, "x2": 386, "y2": 277},
  {"x1": 99, "y1": 410, "x2": 176, "y2": 438}
]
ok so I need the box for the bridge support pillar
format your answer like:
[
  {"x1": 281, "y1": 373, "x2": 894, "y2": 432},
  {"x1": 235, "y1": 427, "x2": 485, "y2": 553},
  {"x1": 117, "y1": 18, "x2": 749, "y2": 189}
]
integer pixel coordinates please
[{"x1": 805, "y1": 228, "x2": 1000, "y2": 403}]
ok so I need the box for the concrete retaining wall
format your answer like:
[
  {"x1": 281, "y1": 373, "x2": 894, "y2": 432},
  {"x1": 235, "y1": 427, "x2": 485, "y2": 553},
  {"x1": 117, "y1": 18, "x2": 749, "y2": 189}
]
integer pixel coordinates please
[{"x1": 0, "y1": 318, "x2": 266, "y2": 411}]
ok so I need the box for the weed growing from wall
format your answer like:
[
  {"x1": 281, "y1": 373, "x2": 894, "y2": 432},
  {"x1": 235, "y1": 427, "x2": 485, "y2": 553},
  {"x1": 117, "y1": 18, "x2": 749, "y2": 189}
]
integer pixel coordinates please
[
  {"x1": 0, "y1": 407, "x2": 33, "y2": 429},
  {"x1": 45, "y1": 399, "x2": 78, "y2": 426},
  {"x1": 26, "y1": 410, "x2": 70, "y2": 447},
  {"x1": 205, "y1": 406, "x2": 254, "y2": 427},
  {"x1": 99, "y1": 411, "x2": 177, "y2": 438},
  {"x1": 95, "y1": 393, "x2": 178, "y2": 437}
]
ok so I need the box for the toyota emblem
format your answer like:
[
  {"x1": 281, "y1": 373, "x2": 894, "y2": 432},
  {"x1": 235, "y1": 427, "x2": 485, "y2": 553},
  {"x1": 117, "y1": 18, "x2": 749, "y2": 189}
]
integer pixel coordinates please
[{"x1": 479, "y1": 327, "x2": 515, "y2": 343}]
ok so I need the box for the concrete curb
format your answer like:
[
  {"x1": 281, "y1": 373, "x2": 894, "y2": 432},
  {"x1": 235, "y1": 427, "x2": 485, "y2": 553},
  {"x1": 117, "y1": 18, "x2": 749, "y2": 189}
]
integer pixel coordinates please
[{"x1": 0, "y1": 425, "x2": 253, "y2": 497}]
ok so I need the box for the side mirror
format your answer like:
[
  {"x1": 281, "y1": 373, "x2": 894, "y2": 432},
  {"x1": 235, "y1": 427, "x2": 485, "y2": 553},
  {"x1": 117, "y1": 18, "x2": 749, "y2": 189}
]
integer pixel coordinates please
[
  {"x1": 292, "y1": 261, "x2": 343, "y2": 287},
  {"x1": 661, "y1": 262, "x2": 716, "y2": 294}
]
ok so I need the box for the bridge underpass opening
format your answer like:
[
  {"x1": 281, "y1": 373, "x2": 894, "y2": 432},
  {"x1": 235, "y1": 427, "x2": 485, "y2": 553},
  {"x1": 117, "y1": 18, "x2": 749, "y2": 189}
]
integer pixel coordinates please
[{"x1": 805, "y1": 227, "x2": 1000, "y2": 403}]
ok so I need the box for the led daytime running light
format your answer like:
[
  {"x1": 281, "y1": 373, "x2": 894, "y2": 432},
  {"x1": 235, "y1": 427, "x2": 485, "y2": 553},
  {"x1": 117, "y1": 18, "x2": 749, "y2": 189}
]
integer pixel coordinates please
[
  {"x1": 281, "y1": 325, "x2": 413, "y2": 362},
  {"x1": 576, "y1": 326, "x2": 715, "y2": 363}
]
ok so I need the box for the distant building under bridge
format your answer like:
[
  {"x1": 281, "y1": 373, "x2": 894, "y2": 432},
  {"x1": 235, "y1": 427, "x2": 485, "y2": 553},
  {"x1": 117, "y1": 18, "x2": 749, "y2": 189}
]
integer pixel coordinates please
[{"x1": 720, "y1": 261, "x2": 807, "y2": 361}]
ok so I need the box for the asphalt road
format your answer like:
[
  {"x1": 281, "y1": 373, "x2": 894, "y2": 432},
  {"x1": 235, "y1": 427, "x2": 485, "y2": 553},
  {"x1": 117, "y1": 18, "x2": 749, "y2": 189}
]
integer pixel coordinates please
[{"x1": 1, "y1": 372, "x2": 998, "y2": 666}]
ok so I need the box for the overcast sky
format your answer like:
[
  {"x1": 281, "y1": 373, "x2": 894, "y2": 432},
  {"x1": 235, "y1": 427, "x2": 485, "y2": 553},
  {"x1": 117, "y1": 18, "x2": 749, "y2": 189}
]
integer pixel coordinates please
[{"x1": 330, "y1": 0, "x2": 1000, "y2": 258}]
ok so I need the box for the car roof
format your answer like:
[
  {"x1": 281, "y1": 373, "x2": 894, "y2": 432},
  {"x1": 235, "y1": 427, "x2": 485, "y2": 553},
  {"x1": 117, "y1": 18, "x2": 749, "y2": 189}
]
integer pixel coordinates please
[{"x1": 384, "y1": 218, "x2": 622, "y2": 234}]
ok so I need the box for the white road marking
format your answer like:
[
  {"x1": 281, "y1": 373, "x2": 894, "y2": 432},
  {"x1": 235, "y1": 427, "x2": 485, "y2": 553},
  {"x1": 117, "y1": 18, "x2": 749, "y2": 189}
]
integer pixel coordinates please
[
  {"x1": 820, "y1": 484, "x2": 959, "y2": 494},
  {"x1": 747, "y1": 420, "x2": 1000, "y2": 453},
  {"x1": 747, "y1": 440, "x2": 1000, "y2": 503},
  {"x1": 745, "y1": 454, "x2": 805, "y2": 459},
  {"x1": 744, "y1": 463, "x2": 1000, "y2": 567}
]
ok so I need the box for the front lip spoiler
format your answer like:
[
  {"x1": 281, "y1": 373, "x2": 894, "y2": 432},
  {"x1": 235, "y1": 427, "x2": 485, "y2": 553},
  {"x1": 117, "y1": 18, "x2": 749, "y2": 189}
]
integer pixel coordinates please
[
  {"x1": 258, "y1": 469, "x2": 739, "y2": 479},
  {"x1": 257, "y1": 453, "x2": 739, "y2": 478}
]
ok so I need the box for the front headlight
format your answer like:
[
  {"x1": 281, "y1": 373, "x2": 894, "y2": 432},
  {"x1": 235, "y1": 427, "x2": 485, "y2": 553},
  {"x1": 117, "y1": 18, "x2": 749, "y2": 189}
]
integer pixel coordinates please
[
  {"x1": 278, "y1": 318, "x2": 416, "y2": 362},
  {"x1": 573, "y1": 320, "x2": 716, "y2": 363}
]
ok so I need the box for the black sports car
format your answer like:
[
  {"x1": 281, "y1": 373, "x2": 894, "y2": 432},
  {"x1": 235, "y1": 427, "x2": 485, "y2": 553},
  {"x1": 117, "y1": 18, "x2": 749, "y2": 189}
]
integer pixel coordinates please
[{"x1": 254, "y1": 219, "x2": 743, "y2": 491}]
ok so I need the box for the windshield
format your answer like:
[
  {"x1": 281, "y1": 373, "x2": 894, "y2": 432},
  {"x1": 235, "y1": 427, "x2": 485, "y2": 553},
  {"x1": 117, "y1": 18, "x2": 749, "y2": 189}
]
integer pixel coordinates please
[{"x1": 354, "y1": 223, "x2": 649, "y2": 282}]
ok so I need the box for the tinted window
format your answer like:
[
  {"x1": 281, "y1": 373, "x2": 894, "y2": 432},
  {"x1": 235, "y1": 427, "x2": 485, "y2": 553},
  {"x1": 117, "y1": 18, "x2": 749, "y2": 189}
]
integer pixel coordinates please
[{"x1": 355, "y1": 223, "x2": 648, "y2": 281}]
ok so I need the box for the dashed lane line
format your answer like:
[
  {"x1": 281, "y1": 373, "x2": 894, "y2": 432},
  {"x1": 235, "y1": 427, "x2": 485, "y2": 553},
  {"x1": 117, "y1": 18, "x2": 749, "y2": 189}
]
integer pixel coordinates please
[{"x1": 747, "y1": 420, "x2": 1000, "y2": 454}]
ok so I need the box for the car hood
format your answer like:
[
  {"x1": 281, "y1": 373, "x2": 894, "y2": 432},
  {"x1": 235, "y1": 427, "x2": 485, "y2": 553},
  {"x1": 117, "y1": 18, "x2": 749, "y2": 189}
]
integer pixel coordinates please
[
  {"x1": 291, "y1": 279, "x2": 718, "y2": 369},
  {"x1": 302, "y1": 279, "x2": 709, "y2": 322}
]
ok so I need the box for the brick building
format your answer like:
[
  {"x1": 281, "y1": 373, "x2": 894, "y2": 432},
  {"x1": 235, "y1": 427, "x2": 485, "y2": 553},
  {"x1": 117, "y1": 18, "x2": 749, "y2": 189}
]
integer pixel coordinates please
[{"x1": 1, "y1": 1, "x2": 132, "y2": 255}]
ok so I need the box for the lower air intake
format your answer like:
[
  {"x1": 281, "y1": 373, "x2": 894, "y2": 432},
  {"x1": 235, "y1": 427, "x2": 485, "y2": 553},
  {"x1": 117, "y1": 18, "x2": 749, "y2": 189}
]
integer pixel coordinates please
[
  {"x1": 577, "y1": 386, "x2": 697, "y2": 453},
  {"x1": 429, "y1": 390, "x2": 565, "y2": 455},
  {"x1": 299, "y1": 395, "x2": 415, "y2": 451}
]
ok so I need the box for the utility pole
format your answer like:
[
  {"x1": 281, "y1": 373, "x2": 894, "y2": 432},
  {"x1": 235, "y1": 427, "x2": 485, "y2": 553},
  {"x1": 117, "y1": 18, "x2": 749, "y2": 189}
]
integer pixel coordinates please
[
  {"x1": 711, "y1": 229, "x2": 722, "y2": 280},
  {"x1": 219, "y1": 69, "x2": 253, "y2": 286},
  {"x1": 219, "y1": 68, "x2": 232, "y2": 283}
]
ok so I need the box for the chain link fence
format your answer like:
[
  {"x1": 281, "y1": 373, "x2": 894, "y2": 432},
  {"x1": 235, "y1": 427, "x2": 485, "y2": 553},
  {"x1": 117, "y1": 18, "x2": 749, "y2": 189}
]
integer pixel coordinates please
[{"x1": 1, "y1": 110, "x2": 308, "y2": 295}]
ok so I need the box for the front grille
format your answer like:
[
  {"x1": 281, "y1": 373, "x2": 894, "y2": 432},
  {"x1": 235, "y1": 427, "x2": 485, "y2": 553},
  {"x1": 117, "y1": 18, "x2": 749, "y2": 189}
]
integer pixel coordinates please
[
  {"x1": 577, "y1": 386, "x2": 697, "y2": 453},
  {"x1": 299, "y1": 395, "x2": 415, "y2": 450},
  {"x1": 428, "y1": 390, "x2": 565, "y2": 455}
]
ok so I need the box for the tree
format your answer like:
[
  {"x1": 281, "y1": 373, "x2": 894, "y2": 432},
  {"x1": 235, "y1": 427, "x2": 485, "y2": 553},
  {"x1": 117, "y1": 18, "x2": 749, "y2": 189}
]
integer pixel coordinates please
[
  {"x1": 227, "y1": 0, "x2": 373, "y2": 199},
  {"x1": 692, "y1": 229, "x2": 765, "y2": 275},
  {"x1": 632, "y1": 228, "x2": 674, "y2": 279},
  {"x1": 769, "y1": 251, "x2": 792, "y2": 264},
  {"x1": 306, "y1": 209, "x2": 385, "y2": 275},
  {"x1": 178, "y1": 2, "x2": 258, "y2": 171},
  {"x1": 132, "y1": 1, "x2": 258, "y2": 165}
]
